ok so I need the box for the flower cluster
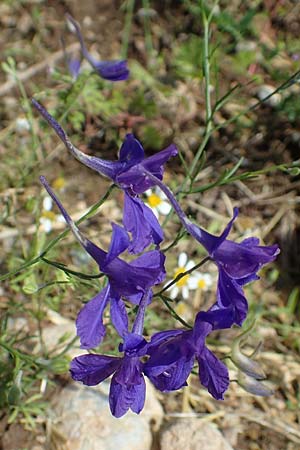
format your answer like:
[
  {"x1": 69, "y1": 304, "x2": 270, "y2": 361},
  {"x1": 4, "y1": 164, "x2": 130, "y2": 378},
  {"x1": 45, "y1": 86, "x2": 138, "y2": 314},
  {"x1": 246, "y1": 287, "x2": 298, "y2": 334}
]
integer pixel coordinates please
[{"x1": 34, "y1": 18, "x2": 279, "y2": 418}]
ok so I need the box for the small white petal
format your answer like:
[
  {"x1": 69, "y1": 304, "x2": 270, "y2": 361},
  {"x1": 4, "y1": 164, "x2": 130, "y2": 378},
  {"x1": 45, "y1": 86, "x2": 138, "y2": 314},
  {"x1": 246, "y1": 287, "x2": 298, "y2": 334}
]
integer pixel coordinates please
[
  {"x1": 185, "y1": 260, "x2": 195, "y2": 271},
  {"x1": 158, "y1": 189, "x2": 168, "y2": 201},
  {"x1": 187, "y1": 275, "x2": 199, "y2": 290},
  {"x1": 182, "y1": 286, "x2": 189, "y2": 300},
  {"x1": 43, "y1": 196, "x2": 53, "y2": 211},
  {"x1": 158, "y1": 201, "x2": 172, "y2": 215},
  {"x1": 169, "y1": 286, "x2": 179, "y2": 299},
  {"x1": 40, "y1": 218, "x2": 52, "y2": 233},
  {"x1": 178, "y1": 252, "x2": 187, "y2": 267},
  {"x1": 203, "y1": 273, "x2": 213, "y2": 286},
  {"x1": 145, "y1": 189, "x2": 152, "y2": 197}
]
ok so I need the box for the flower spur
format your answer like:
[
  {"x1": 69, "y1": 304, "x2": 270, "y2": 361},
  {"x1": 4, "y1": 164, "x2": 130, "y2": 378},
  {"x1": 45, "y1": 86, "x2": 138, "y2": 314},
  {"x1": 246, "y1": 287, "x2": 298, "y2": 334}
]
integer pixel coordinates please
[
  {"x1": 65, "y1": 13, "x2": 129, "y2": 82},
  {"x1": 40, "y1": 176, "x2": 165, "y2": 349},
  {"x1": 33, "y1": 99, "x2": 177, "y2": 253}
]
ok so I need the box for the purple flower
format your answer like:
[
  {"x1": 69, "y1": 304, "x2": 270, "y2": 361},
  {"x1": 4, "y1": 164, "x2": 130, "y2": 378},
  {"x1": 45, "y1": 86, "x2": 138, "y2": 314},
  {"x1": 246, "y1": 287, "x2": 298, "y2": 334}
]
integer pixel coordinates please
[
  {"x1": 71, "y1": 291, "x2": 151, "y2": 418},
  {"x1": 144, "y1": 329, "x2": 194, "y2": 391},
  {"x1": 139, "y1": 171, "x2": 280, "y2": 327},
  {"x1": 144, "y1": 312, "x2": 230, "y2": 400},
  {"x1": 71, "y1": 334, "x2": 148, "y2": 418},
  {"x1": 115, "y1": 136, "x2": 178, "y2": 195},
  {"x1": 186, "y1": 208, "x2": 279, "y2": 282},
  {"x1": 33, "y1": 100, "x2": 177, "y2": 252},
  {"x1": 32, "y1": 103, "x2": 177, "y2": 195},
  {"x1": 40, "y1": 176, "x2": 165, "y2": 295},
  {"x1": 40, "y1": 177, "x2": 165, "y2": 349},
  {"x1": 65, "y1": 14, "x2": 129, "y2": 81},
  {"x1": 185, "y1": 209, "x2": 279, "y2": 326}
]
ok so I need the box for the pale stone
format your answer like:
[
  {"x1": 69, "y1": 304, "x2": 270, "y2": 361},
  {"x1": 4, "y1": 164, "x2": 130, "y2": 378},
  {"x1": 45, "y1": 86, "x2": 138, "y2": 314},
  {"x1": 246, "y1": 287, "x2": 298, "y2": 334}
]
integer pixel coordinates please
[
  {"x1": 160, "y1": 419, "x2": 234, "y2": 450},
  {"x1": 33, "y1": 312, "x2": 82, "y2": 359},
  {"x1": 50, "y1": 379, "x2": 163, "y2": 450},
  {"x1": 257, "y1": 85, "x2": 281, "y2": 107}
]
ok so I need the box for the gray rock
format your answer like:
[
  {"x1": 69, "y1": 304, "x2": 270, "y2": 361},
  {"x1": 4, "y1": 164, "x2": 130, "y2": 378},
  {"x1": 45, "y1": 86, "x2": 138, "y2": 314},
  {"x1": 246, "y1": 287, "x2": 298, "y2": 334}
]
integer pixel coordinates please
[
  {"x1": 257, "y1": 84, "x2": 281, "y2": 107},
  {"x1": 160, "y1": 419, "x2": 233, "y2": 450},
  {"x1": 50, "y1": 379, "x2": 163, "y2": 450}
]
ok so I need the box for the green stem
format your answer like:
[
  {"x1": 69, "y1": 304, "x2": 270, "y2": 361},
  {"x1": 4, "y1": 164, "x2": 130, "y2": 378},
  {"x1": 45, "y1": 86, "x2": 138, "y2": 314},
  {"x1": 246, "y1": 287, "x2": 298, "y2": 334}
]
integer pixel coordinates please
[
  {"x1": 0, "y1": 184, "x2": 115, "y2": 282},
  {"x1": 202, "y1": 7, "x2": 212, "y2": 137},
  {"x1": 41, "y1": 257, "x2": 104, "y2": 280},
  {"x1": 154, "y1": 256, "x2": 211, "y2": 297},
  {"x1": 121, "y1": 0, "x2": 135, "y2": 59},
  {"x1": 0, "y1": 341, "x2": 38, "y2": 366},
  {"x1": 160, "y1": 2, "x2": 215, "y2": 231},
  {"x1": 142, "y1": 0, "x2": 154, "y2": 61},
  {"x1": 180, "y1": 1, "x2": 214, "y2": 193},
  {"x1": 212, "y1": 68, "x2": 300, "y2": 134},
  {"x1": 158, "y1": 295, "x2": 192, "y2": 328}
]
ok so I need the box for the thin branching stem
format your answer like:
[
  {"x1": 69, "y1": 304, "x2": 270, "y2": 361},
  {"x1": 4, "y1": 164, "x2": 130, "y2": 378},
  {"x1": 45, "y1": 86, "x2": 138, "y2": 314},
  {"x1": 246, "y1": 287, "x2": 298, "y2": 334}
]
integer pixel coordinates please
[
  {"x1": 154, "y1": 256, "x2": 211, "y2": 297},
  {"x1": 0, "y1": 184, "x2": 115, "y2": 281},
  {"x1": 121, "y1": 0, "x2": 135, "y2": 59}
]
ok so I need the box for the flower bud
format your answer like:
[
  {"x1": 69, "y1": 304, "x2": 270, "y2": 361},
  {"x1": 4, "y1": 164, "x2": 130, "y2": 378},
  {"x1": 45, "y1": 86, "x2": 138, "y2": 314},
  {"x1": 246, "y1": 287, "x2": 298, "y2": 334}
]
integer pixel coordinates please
[
  {"x1": 238, "y1": 372, "x2": 274, "y2": 397},
  {"x1": 231, "y1": 339, "x2": 266, "y2": 380},
  {"x1": 231, "y1": 320, "x2": 266, "y2": 380}
]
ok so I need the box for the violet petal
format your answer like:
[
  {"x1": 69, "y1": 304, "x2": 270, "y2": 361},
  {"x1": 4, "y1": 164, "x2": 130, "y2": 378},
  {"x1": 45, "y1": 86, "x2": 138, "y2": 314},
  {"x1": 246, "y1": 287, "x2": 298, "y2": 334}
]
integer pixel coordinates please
[
  {"x1": 76, "y1": 284, "x2": 111, "y2": 349},
  {"x1": 197, "y1": 347, "x2": 230, "y2": 400},
  {"x1": 123, "y1": 193, "x2": 163, "y2": 253},
  {"x1": 70, "y1": 354, "x2": 121, "y2": 386}
]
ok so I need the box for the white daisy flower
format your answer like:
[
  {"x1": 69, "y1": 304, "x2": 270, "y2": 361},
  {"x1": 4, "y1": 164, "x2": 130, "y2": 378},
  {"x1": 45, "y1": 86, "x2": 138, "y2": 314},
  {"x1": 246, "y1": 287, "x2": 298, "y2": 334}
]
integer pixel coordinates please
[
  {"x1": 40, "y1": 195, "x2": 64, "y2": 233},
  {"x1": 168, "y1": 252, "x2": 196, "y2": 300},
  {"x1": 145, "y1": 187, "x2": 171, "y2": 218}
]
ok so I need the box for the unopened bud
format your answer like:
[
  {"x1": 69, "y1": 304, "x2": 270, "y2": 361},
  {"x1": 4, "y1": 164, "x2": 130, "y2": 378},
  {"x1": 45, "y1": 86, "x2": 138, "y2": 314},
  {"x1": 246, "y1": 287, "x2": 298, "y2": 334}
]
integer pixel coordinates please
[
  {"x1": 238, "y1": 372, "x2": 274, "y2": 397},
  {"x1": 231, "y1": 320, "x2": 265, "y2": 380},
  {"x1": 231, "y1": 339, "x2": 265, "y2": 380}
]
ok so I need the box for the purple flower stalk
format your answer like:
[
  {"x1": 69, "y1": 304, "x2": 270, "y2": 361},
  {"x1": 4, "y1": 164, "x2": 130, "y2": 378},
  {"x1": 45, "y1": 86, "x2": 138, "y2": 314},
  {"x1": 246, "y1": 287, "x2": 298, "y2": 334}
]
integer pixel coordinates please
[
  {"x1": 40, "y1": 176, "x2": 165, "y2": 348},
  {"x1": 65, "y1": 14, "x2": 129, "y2": 82},
  {"x1": 33, "y1": 99, "x2": 177, "y2": 252},
  {"x1": 141, "y1": 169, "x2": 280, "y2": 327}
]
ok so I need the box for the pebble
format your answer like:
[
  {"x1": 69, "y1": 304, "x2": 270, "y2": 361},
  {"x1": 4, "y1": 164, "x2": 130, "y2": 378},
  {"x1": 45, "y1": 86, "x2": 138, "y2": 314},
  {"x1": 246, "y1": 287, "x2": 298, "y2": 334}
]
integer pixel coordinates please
[
  {"x1": 160, "y1": 419, "x2": 234, "y2": 450},
  {"x1": 257, "y1": 84, "x2": 281, "y2": 107}
]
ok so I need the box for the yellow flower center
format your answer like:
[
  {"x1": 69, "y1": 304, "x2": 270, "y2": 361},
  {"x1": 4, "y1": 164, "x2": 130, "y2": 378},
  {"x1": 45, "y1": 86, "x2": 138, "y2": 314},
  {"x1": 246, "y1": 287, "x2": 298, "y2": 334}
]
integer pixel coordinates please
[
  {"x1": 148, "y1": 193, "x2": 162, "y2": 208},
  {"x1": 53, "y1": 177, "x2": 66, "y2": 190},
  {"x1": 174, "y1": 267, "x2": 189, "y2": 287},
  {"x1": 198, "y1": 279, "x2": 207, "y2": 290},
  {"x1": 42, "y1": 210, "x2": 56, "y2": 221}
]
